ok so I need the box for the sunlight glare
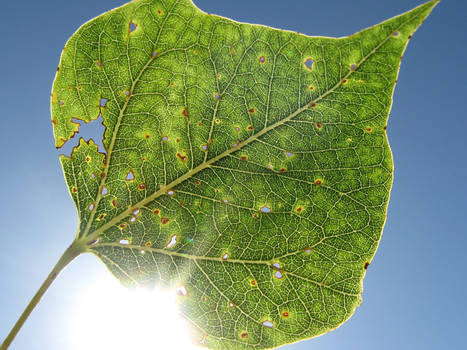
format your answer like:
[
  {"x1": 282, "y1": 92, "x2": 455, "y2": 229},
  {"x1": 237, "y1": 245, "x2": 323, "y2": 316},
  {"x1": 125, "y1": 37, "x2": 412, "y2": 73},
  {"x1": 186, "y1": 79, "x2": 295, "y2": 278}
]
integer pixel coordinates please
[{"x1": 69, "y1": 271, "x2": 201, "y2": 350}]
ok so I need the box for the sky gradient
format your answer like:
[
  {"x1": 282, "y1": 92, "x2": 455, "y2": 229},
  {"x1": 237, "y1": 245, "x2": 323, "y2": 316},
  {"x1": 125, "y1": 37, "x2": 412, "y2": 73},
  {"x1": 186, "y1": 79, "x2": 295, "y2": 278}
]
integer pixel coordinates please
[{"x1": 1, "y1": 0, "x2": 466, "y2": 349}]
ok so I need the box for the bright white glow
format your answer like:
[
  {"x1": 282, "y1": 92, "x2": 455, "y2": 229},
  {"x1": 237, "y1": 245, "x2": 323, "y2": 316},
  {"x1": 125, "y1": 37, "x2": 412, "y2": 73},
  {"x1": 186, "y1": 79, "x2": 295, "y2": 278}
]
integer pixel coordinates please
[{"x1": 70, "y1": 272, "x2": 201, "y2": 350}]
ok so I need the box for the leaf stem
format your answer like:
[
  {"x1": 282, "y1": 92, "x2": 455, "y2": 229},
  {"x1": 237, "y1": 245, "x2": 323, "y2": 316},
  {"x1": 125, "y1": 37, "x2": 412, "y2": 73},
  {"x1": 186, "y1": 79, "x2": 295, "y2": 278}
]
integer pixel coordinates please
[{"x1": 0, "y1": 241, "x2": 84, "y2": 350}]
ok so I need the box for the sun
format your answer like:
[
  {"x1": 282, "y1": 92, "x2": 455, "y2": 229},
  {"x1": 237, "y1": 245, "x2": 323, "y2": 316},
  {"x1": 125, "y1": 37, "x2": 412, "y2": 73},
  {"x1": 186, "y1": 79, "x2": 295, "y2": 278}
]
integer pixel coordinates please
[{"x1": 69, "y1": 270, "x2": 201, "y2": 350}]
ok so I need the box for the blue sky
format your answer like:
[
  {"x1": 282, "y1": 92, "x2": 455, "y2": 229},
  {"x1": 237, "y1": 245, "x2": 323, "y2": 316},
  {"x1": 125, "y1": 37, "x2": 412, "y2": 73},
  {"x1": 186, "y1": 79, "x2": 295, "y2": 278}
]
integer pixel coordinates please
[{"x1": 1, "y1": 0, "x2": 466, "y2": 349}]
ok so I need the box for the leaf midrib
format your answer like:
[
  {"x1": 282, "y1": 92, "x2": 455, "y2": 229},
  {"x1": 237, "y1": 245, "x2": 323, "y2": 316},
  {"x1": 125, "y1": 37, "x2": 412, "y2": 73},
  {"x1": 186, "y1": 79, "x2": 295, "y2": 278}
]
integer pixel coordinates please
[{"x1": 81, "y1": 8, "x2": 420, "y2": 247}]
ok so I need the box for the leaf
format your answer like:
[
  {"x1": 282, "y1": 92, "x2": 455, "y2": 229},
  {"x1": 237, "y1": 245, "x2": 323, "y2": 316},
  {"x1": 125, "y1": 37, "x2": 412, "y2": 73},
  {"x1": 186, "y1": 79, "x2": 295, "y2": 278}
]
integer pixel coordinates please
[{"x1": 51, "y1": 1, "x2": 437, "y2": 348}]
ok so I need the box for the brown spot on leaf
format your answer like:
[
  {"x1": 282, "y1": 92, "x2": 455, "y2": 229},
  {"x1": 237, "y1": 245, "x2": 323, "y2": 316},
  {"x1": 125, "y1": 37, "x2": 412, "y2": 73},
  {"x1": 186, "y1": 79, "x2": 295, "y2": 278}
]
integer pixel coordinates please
[
  {"x1": 250, "y1": 279, "x2": 256, "y2": 287},
  {"x1": 161, "y1": 218, "x2": 170, "y2": 225},
  {"x1": 176, "y1": 152, "x2": 187, "y2": 162},
  {"x1": 279, "y1": 168, "x2": 287, "y2": 173},
  {"x1": 153, "y1": 209, "x2": 160, "y2": 215},
  {"x1": 310, "y1": 102, "x2": 317, "y2": 108},
  {"x1": 111, "y1": 199, "x2": 117, "y2": 207},
  {"x1": 194, "y1": 180, "x2": 200, "y2": 186},
  {"x1": 241, "y1": 332, "x2": 248, "y2": 339},
  {"x1": 182, "y1": 108, "x2": 188, "y2": 117},
  {"x1": 145, "y1": 241, "x2": 152, "y2": 247},
  {"x1": 248, "y1": 108, "x2": 255, "y2": 114},
  {"x1": 296, "y1": 207, "x2": 302, "y2": 213},
  {"x1": 364, "y1": 262, "x2": 370, "y2": 270},
  {"x1": 316, "y1": 122, "x2": 323, "y2": 129},
  {"x1": 282, "y1": 311, "x2": 290, "y2": 318},
  {"x1": 138, "y1": 183, "x2": 146, "y2": 190},
  {"x1": 247, "y1": 125, "x2": 254, "y2": 131},
  {"x1": 240, "y1": 155, "x2": 248, "y2": 161},
  {"x1": 342, "y1": 79, "x2": 348, "y2": 84},
  {"x1": 315, "y1": 179, "x2": 322, "y2": 186}
]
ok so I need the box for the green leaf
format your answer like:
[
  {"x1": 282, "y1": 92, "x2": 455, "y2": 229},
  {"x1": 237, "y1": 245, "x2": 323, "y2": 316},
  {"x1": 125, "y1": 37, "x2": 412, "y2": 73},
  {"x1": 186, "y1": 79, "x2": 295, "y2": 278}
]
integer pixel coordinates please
[{"x1": 51, "y1": 1, "x2": 437, "y2": 348}]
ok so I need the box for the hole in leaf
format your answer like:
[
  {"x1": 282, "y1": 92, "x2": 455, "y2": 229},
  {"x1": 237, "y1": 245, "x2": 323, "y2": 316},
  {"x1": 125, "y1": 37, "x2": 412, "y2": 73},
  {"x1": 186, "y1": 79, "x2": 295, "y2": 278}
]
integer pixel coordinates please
[
  {"x1": 285, "y1": 151, "x2": 293, "y2": 158},
  {"x1": 259, "y1": 56, "x2": 266, "y2": 63},
  {"x1": 162, "y1": 136, "x2": 168, "y2": 142},
  {"x1": 100, "y1": 98, "x2": 107, "y2": 107},
  {"x1": 222, "y1": 253, "x2": 229, "y2": 261},
  {"x1": 87, "y1": 239, "x2": 99, "y2": 246},
  {"x1": 272, "y1": 262, "x2": 281, "y2": 269},
  {"x1": 262, "y1": 321, "x2": 274, "y2": 328},
  {"x1": 119, "y1": 239, "x2": 129, "y2": 245},
  {"x1": 304, "y1": 58, "x2": 314, "y2": 70},
  {"x1": 176, "y1": 285, "x2": 187, "y2": 296},
  {"x1": 167, "y1": 190, "x2": 175, "y2": 196},
  {"x1": 274, "y1": 271, "x2": 283, "y2": 279},
  {"x1": 125, "y1": 171, "x2": 135, "y2": 181},
  {"x1": 166, "y1": 235, "x2": 177, "y2": 248},
  {"x1": 88, "y1": 203, "x2": 94, "y2": 211},
  {"x1": 130, "y1": 217, "x2": 136, "y2": 223},
  {"x1": 58, "y1": 115, "x2": 106, "y2": 157},
  {"x1": 260, "y1": 206, "x2": 271, "y2": 213},
  {"x1": 129, "y1": 21, "x2": 137, "y2": 32},
  {"x1": 101, "y1": 187, "x2": 108, "y2": 195}
]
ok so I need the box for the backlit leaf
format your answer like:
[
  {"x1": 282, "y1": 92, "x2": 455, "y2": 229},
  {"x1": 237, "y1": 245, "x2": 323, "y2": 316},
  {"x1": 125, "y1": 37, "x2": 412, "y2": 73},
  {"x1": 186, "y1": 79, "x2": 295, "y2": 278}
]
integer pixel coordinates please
[{"x1": 51, "y1": 1, "x2": 438, "y2": 348}]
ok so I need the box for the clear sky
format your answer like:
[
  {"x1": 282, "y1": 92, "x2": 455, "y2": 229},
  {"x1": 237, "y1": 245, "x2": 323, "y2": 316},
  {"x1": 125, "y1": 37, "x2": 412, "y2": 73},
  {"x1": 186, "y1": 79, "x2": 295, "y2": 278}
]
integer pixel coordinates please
[{"x1": 1, "y1": 0, "x2": 466, "y2": 349}]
